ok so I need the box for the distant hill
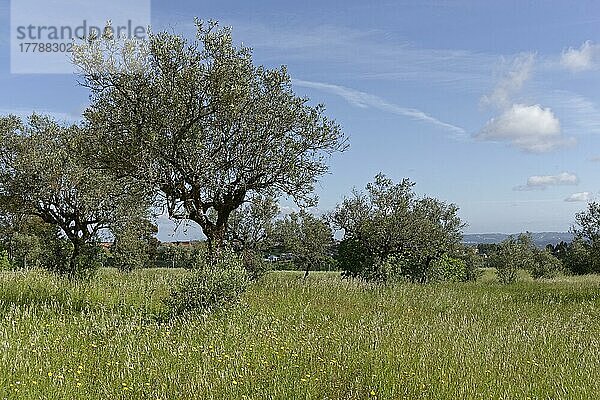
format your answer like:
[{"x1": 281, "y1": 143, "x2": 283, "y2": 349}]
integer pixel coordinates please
[{"x1": 462, "y1": 232, "x2": 573, "y2": 248}]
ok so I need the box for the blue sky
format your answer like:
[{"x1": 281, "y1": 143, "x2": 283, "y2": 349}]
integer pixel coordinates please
[{"x1": 1, "y1": 0, "x2": 600, "y2": 238}]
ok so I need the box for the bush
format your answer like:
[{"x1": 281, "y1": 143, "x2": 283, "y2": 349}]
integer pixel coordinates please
[
  {"x1": 456, "y1": 247, "x2": 484, "y2": 282},
  {"x1": 165, "y1": 250, "x2": 250, "y2": 316},
  {"x1": 0, "y1": 250, "x2": 11, "y2": 270},
  {"x1": 429, "y1": 255, "x2": 472, "y2": 283},
  {"x1": 562, "y1": 238, "x2": 594, "y2": 275},
  {"x1": 487, "y1": 234, "x2": 562, "y2": 283},
  {"x1": 488, "y1": 234, "x2": 534, "y2": 284},
  {"x1": 240, "y1": 250, "x2": 269, "y2": 281},
  {"x1": 529, "y1": 249, "x2": 563, "y2": 279},
  {"x1": 331, "y1": 175, "x2": 465, "y2": 283},
  {"x1": 110, "y1": 232, "x2": 149, "y2": 272},
  {"x1": 487, "y1": 238, "x2": 521, "y2": 284}
]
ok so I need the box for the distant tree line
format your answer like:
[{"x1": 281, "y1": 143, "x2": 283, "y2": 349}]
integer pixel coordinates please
[{"x1": 474, "y1": 202, "x2": 600, "y2": 283}]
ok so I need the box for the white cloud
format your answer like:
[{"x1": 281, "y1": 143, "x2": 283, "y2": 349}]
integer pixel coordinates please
[
  {"x1": 481, "y1": 53, "x2": 535, "y2": 109},
  {"x1": 560, "y1": 41, "x2": 599, "y2": 72},
  {"x1": 514, "y1": 172, "x2": 579, "y2": 191},
  {"x1": 565, "y1": 192, "x2": 593, "y2": 202},
  {"x1": 477, "y1": 104, "x2": 574, "y2": 152},
  {"x1": 293, "y1": 79, "x2": 467, "y2": 137}
]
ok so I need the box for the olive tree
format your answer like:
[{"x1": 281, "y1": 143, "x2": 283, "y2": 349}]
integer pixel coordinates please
[
  {"x1": 0, "y1": 115, "x2": 147, "y2": 277},
  {"x1": 568, "y1": 202, "x2": 600, "y2": 273},
  {"x1": 110, "y1": 217, "x2": 159, "y2": 272},
  {"x1": 73, "y1": 20, "x2": 347, "y2": 253},
  {"x1": 273, "y1": 210, "x2": 334, "y2": 278},
  {"x1": 226, "y1": 195, "x2": 279, "y2": 252},
  {"x1": 0, "y1": 211, "x2": 61, "y2": 269},
  {"x1": 488, "y1": 233, "x2": 562, "y2": 283},
  {"x1": 330, "y1": 174, "x2": 465, "y2": 283}
]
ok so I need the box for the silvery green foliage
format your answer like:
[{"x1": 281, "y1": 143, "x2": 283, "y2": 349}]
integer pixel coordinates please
[
  {"x1": 0, "y1": 250, "x2": 10, "y2": 270},
  {"x1": 73, "y1": 19, "x2": 347, "y2": 250},
  {"x1": 331, "y1": 174, "x2": 465, "y2": 283},
  {"x1": 488, "y1": 235, "x2": 530, "y2": 284},
  {"x1": 165, "y1": 249, "x2": 250, "y2": 315},
  {"x1": 529, "y1": 248, "x2": 563, "y2": 279},
  {"x1": 110, "y1": 218, "x2": 158, "y2": 272},
  {"x1": 0, "y1": 115, "x2": 148, "y2": 277},
  {"x1": 226, "y1": 195, "x2": 279, "y2": 252},
  {"x1": 569, "y1": 202, "x2": 600, "y2": 273},
  {"x1": 488, "y1": 233, "x2": 563, "y2": 283},
  {"x1": 272, "y1": 210, "x2": 334, "y2": 275}
]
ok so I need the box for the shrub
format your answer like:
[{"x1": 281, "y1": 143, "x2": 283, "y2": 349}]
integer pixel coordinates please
[
  {"x1": 429, "y1": 255, "x2": 471, "y2": 283},
  {"x1": 487, "y1": 233, "x2": 562, "y2": 283},
  {"x1": 165, "y1": 249, "x2": 250, "y2": 316},
  {"x1": 331, "y1": 174, "x2": 465, "y2": 283},
  {"x1": 110, "y1": 233, "x2": 149, "y2": 272},
  {"x1": 493, "y1": 258, "x2": 519, "y2": 284},
  {"x1": 240, "y1": 249, "x2": 269, "y2": 281},
  {"x1": 562, "y1": 238, "x2": 594, "y2": 275},
  {"x1": 529, "y1": 249, "x2": 563, "y2": 279},
  {"x1": 456, "y1": 247, "x2": 484, "y2": 282},
  {"x1": 487, "y1": 237, "x2": 523, "y2": 284},
  {"x1": 0, "y1": 250, "x2": 11, "y2": 270}
]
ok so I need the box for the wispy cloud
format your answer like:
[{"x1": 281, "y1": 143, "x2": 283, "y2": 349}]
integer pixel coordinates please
[
  {"x1": 565, "y1": 192, "x2": 593, "y2": 202},
  {"x1": 514, "y1": 172, "x2": 579, "y2": 191},
  {"x1": 224, "y1": 21, "x2": 496, "y2": 91},
  {"x1": 545, "y1": 90, "x2": 600, "y2": 135},
  {"x1": 293, "y1": 79, "x2": 467, "y2": 137},
  {"x1": 481, "y1": 53, "x2": 535, "y2": 109},
  {"x1": 560, "y1": 41, "x2": 600, "y2": 72}
]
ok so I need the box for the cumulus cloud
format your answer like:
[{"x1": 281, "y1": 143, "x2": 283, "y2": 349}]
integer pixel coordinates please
[
  {"x1": 477, "y1": 54, "x2": 574, "y2": 153},
  {"x1": 481, "y1": 53, "x2": 535, "y2": 109},
  {"x1": 477, "y1": 104, "x2": 574, "y2": 152},
  {"x1": 514, "y1": 172, "x2": 579, "y2": 191},
  {"x1": 560, "y1": 41, "x2": 599, "y2": 72},
  {"x1": 565, "y1": 192, "x2": 593, "y2": 202}
]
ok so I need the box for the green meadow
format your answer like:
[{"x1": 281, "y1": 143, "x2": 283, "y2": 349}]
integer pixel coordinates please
[{"x1": 1, "y1": 269, "x2": 600, "y2": 399}]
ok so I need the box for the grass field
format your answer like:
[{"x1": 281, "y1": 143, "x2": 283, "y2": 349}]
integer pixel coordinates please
[{"x1": 1, "y1": 268, "x2": 600, "y2": 399}]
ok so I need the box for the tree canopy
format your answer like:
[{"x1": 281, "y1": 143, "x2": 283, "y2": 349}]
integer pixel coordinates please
[
  {"x1": 73, "y1": 20, "x2": 347, "y2": 251},
  {"x1": 273, "y1": 210, "x2": 334, "y2": 277},
  {"x1": 0, "y1": 115, "x2": 147, "y2": 276},
  {"x1": 330, "y1": 174, "x2": 465, "y2": 282}
]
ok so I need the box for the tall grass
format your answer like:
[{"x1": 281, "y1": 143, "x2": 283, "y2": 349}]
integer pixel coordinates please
[{"x1": 1, "y1": 268, "x2": 599, "y2": 399}]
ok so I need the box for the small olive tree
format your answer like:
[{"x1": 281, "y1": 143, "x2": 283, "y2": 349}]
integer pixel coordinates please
[
  {"x1": 567, "y1": 202, "x2": 600, "y2": 274},
  {"x1": 0, "y1": 115, "x2": 147, "y2": 277},
  {"x1": 273, "y1": 210, "x2": 334, "y2": 278},
  {"x1": 330, "y1": 174, "x2": 465, "y2": 283},
  {"x1": 488, "y1": 234, "x2": 562, "y2": 283},
  {"x1": 110, "y1": 217, "x2": 159, "y2": 272}
]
